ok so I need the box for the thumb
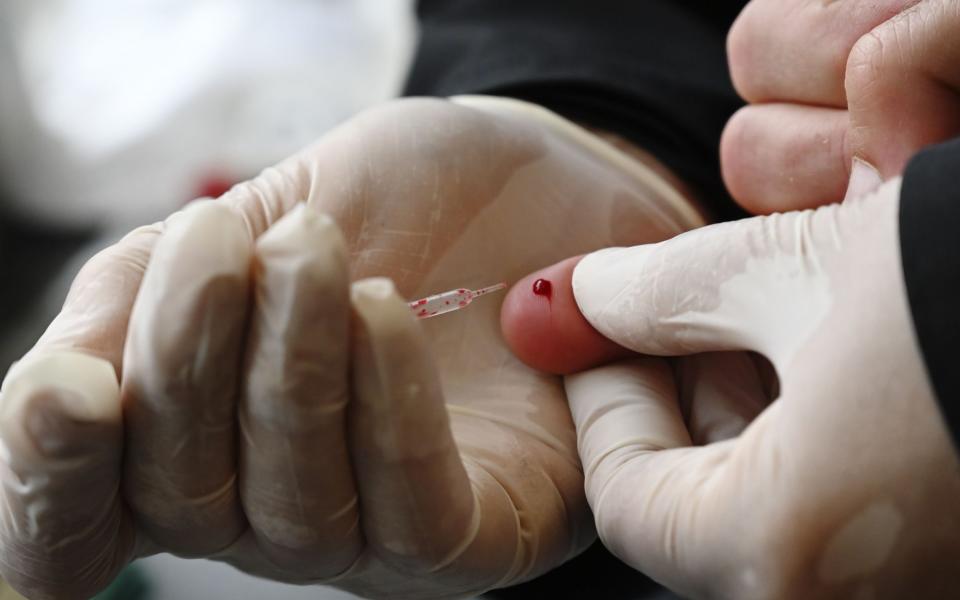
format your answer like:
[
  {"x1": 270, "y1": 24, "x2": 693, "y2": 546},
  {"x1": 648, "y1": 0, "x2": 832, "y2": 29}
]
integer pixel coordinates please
[
  {"x1": 573, "y1": 210, "x2": 834, "y2": 364},
  {"x1": 846, "y1": 0, "x2": 960, "y2": 179},
  {"x1": 565, "y1": 358, "x2": 771, "y2": 598}
]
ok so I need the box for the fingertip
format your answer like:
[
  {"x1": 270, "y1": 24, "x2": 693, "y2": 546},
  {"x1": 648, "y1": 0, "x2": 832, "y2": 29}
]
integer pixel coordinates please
[
  {"x1": 500, "y1": 256, "x2": 632, "y2": 375},
  {"x1": 349, "y1": 277, "x2": 437, "y2": 392},
  {"x1": 0, "y1": 353, "x2": 122, "y2": 468},
  {"x1": 350, "y1": 277, "x2": 410, "y2": 336},
  {"x1": 2, "y1": 353, "x2": 121, "y2": 425},
  {"x1": 253, "y1": 204, "x2": 348, "y2": 310},
  {"x1": 257, "y1": 203, "x2": 346, "y2": 255}
]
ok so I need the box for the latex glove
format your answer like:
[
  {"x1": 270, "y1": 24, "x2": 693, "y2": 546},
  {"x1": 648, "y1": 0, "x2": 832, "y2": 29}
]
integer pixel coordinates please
[
  {"x1": 0, "y1": 96, "x2": 704, "y2": 599},
  {"x1": 502, "y1": 180, "x2": 960, "y2": 596},
  {"x1": 543, "y1": 179, "x2": 960, "y2": 599},
  {"x1": 722, "y1": 0, "x2": 960, "y2": 212}
]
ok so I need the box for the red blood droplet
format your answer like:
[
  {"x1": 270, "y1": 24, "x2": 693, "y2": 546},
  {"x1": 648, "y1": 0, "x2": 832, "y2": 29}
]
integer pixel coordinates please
[
  {"x1": 458, "y1": 300, "x2": 467, "y2": 307},
  {"x1": 532, "y1": 278, "x2": 552, "y2": 299},
  {"x1": 417, "y1": 299, "x2": 427, "y2": 305}
]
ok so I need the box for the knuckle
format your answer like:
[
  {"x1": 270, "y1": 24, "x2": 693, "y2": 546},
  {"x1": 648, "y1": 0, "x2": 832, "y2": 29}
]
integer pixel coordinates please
[
  {"x1": 726, "y1": 4, "x2": 766, "y2": 101},
  {"x1": 846, "y1": 3, "x2": 927, "y2": 100},
  {"x1": 77, "y1": 226, "x2": 157, "y2": 284},
  {"x1": 846, "y1": 30, "x2": 888, "y2": 96}
]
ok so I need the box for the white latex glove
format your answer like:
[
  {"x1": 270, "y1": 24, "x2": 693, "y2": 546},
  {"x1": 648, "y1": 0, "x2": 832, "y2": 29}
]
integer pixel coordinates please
[
  {"x1": 566, "y1": 179, "x2": 960, "y2": 599},
  {"x1": 0, "y1": 96, "x2": 704, "y2": 599}
]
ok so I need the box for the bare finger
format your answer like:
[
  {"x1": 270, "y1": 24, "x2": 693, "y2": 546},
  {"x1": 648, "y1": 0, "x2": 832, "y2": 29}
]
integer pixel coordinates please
[
  {"x1": 721, "y1": 103, "x2": 851, "y2": 213},
  {"x1": 728, "y1": 0, "x2": 917, "y2": 105}
]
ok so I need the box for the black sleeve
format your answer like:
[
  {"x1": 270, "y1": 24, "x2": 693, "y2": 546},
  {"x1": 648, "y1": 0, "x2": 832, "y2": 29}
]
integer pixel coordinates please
[
  {"x1": 404, "y1": 0, "x2": 748, "y2": 222},
  {"x1": 900, "y1": 136, "x2": 960, "y2": 450}
]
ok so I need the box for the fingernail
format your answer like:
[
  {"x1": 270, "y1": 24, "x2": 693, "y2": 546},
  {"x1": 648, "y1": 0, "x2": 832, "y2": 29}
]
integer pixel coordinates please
[{"x1": 844, "y1": 158, "x2": 883, "y2": 201}]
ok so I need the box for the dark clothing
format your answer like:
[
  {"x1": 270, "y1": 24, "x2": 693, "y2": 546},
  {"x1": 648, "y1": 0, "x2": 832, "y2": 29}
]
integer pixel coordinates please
[
  {"x1": 901, "y1": 138, "x2": 960, "y2": 449},
  {"x1": 405, "y1": 0, "x2": 747, "y2": 222}
]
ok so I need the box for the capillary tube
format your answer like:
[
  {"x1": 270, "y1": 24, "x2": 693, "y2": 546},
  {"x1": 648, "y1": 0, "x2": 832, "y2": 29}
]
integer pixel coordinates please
[{"x1": 408, "y1": 282, "x2": 507, "y2": 319}]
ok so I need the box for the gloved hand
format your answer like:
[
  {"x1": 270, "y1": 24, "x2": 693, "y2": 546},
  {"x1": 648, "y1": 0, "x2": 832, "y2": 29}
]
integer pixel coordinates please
[
  {"x1": 0, "y1": 96, "x2": 705, "y2": 599},
  {"x1": 722, "y1": 0, "x2": 960, "y2": 212},
  {"x1": 501, "y1": 179, "x2": 960, "y2": 599}
]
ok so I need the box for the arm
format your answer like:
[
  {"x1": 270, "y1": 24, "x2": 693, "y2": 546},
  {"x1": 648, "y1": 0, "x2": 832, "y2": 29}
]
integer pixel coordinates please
[{"x1": 899, "y1": 136, "x2": 960, "y2": 450}]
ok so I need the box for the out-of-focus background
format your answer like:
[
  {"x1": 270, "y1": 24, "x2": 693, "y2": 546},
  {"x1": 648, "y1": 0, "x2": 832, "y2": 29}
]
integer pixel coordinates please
[{"x1": 0, "y1": 0, "x2": 414, "y2": 597}]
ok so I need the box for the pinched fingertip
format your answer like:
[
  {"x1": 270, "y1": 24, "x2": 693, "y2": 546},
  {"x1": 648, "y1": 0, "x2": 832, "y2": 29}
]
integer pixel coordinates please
[{"x1": 500, "y1": 256, "x2": 632, "y2": 375}]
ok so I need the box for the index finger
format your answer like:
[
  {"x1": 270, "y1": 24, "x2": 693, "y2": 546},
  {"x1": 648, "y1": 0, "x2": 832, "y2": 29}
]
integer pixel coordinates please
[{"x1": 500, "y1": 256, "x2": 632, "y2": 375}]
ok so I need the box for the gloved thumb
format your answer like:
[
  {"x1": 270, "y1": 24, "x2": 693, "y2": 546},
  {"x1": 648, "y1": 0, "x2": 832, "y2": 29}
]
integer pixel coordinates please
[{"x1": 572, "y1": 209, "x2": 834, "y2": 365}]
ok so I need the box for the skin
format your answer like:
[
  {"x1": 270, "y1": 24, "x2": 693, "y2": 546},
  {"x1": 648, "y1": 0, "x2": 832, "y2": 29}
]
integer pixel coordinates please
[
  {"x1": 721, "y1": 0, "x2": 960, "y2": 213},
  {"x1": 499, "y1": 256, "x2": 630, "y2": 375},
  {"x1": 510, "y1": 0, "x2": 960, "y2": 374},
  {"x1": 501, "y1": 6, "x2": 960, "y2": 596},
  {"x1": 0, "y1": 97, "x2": 703, "y2": 599},
  {"x1": 503, "y1": 182, "x2": 960, "y2": 599}
]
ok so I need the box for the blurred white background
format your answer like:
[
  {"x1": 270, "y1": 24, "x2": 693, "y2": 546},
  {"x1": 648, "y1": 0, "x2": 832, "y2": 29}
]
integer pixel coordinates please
[{"x1": 0, "y1": 0, "x2": 414, "y2": 228}]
